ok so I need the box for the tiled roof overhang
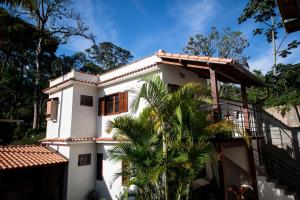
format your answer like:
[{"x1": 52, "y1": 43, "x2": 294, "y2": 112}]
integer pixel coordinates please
[
  {"x1": 43, "y1": 78, "x2": 98, "y2": 93},
  {"x1": 40, "y1": 137, "x2": 126, "y2": 144},
  {"x1": 277, "y1": 0, "x2": 300, "y2": 33},
  {"x1": 0, "y1": 145, "x2": 68, "y2": 170},
  {"x1": 156, "y1": 52, "x2": 265, "y2": 87},
  {"x1": 43, "y1": 64, "x2": 158, "y2": 93}
]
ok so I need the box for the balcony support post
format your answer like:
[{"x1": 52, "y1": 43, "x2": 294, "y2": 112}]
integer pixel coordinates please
[
  {"x1": 241, "y1": 85, "x2": 250, "y2": 132},
  {"x1": 241, "y1": 84, "x2": 259, "y2": 200},
  {"x1": 210, "y1": 68, "x2": 220, "y2": 122}
]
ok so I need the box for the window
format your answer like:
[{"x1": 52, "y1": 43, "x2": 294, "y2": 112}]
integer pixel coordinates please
[
  {"x1": 122, "y1": 161, "x2": 130, "y2": 186},
  {"x1": 80, "y1": 95, "x2": 93, "y2": 107},
  {"x1": 78, "y1": 154, "x2": 91, "y2": 166},
  {"x1": 46, "y1": 98, "x2": 58, "y2": 121},
  {"x1": 96, "y1": 153, "x2": 103, "y2": 180},
  {"x1": 98, "y1": 92, "x2": 128, "y2": 116}
]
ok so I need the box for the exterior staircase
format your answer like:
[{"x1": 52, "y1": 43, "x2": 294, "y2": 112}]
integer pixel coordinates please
[
  {"x1": 256, "y1": 165, "x2": 298, "y2": 200},
  {"x1": 254, "y1": 107, "x2": 300, "y2": 200}
]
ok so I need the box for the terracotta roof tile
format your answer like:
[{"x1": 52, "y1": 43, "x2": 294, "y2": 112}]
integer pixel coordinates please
[
  {"x1": 40, "y1": 137, "x2": 96, "y2": 143},
  {"x1": 0, "y1": 145, "x2": 68, "y2": 170},
  {"x1": 40, "y1": 137, "x2": 128, "y2": 143}
]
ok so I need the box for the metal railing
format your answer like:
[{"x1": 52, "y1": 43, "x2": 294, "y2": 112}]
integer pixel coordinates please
[
  {"x1": 253, "y1": 147, "x2": 300, "y2": 194},
  {"x1": 200, "y1": 102, "x2": 262, "y2": 138}
]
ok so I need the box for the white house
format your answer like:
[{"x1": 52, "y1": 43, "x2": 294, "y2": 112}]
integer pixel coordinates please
[{"x1": 42, "y1": 50, "x2": 265, "y2": 200}]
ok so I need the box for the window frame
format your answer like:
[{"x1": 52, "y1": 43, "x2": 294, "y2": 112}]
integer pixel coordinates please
[
  {"x1": 96, "y1": 153, "x2": 103, "y2": 181},
  {"x1": 98, "y1": 91, "x2": 128, "y2": 116},
  {"x1": 78, "y1": 154, "x2": 91, "y2": 166},
  {"x1": 106, "y1": 93, "x2": 119, "y2": 115},
  {"x1": 80, "y1": 95, "x2": 93, "y2": 107}
]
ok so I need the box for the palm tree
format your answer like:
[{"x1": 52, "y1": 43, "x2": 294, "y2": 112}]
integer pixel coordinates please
[
  {"x1": 108, "y1": 76, "x2": 245, "y2": 199},
  {"x1": 107, "y1": 108, "x2": 165, "y2": 199}
]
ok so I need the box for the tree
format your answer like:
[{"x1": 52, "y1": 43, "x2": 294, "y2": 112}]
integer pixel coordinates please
[
  {"x1": 183, "y1": 27, "x2": 249, "y2": 68},
  {"x1": 85, "y1": 42, "x2": 133, "y2": 71},
  {"x1": 2, "y1": 0, "x2": 94, "y2": 129},
  {"x1": 108, "y1": 76, "x2": 244, "y2": 199},
  {"x1": 238, "y1": 0, "x2": 300, "y2": 74},
  {"x1": 0, "y1": 8, "x2": 58, "y2": 120},
  {"x1": 264, "y1": 63, "x2": 300, "y2": 119}
]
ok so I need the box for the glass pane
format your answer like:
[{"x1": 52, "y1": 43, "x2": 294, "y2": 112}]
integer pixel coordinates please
[
  {"x1": 115, "y1": 95, "x2": 119, "y2": 112},
  {"x1": 107, "y1": 102, "x2": 113, "y2": 113}
]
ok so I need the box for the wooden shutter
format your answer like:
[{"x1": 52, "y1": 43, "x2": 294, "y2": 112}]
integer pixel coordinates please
[
  {"x1": 46, "y1": 98, "x2": 58, "y2": 120},
  {"x1": 119, "y1": 91, "x2": 128, "y2": 113},
  {"x1": 98, "y1": 97, "x2": 106, "y2": 116}
]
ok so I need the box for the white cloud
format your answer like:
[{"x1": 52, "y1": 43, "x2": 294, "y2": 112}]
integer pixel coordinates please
[
  {"x1": 170, "y1": 0, "x2": 219, "y2": 34},
  {"x1": 131, "y1": 0, "x2": 220, "y2": 57},
  {"x1": 248, "y1": 44, "x2": 300, "y2": 74},
  {"x1": 60, "y1": 0, "x2": 118, "y2": 53}
]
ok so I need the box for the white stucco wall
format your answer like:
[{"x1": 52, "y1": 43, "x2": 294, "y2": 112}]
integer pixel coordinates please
[
  {"x1": 67, "y1": 143, "x2": 97, "y2": 200},
  {"x1": 97, "y1": 72, "x2": 162, "y2": 138},
  {"x1": 95, "y1": 144, "x2": 123, "y2": 200},
  {"x1": 71, "y1": 83, "x2": 98, "y2": 138},
  {"x1": 160, "y1": 64, "x2": 206, "y2": 86},
  {"x1": 46, "y1": 86, "x2": 74, "y2": 138}
]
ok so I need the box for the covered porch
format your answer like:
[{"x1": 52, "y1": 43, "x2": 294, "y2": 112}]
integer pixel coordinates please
[{"x1": 156, "y1": 52, "x2": 266, "y2": 200}]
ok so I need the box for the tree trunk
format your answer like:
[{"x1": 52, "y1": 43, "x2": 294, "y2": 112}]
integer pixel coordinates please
[
  {"x1": 162, "y1": 131, "x2": 168, "y2": 200},
  {"x1": 271, "y1": 16, "x2": 277, "y2": 75},
  {"x1": 33, "y1": 37, "x2": 42, "y2": 130}
]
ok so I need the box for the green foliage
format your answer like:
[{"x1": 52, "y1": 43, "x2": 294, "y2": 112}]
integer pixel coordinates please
[
  {"x1": 238, "y1": 0, "x2": 300, "y2": 60},
  {"x1": 108, "y1": 76, "x2": 244, "y2": 199},
  {"x1": 183, "y1": 26, "x2": 249, "y2": 68},
  {"x1": 264, "y1": 63, "x2": 300, "y2": 114},
  {"x1": 85, "y1": 42, "x2": 133, "y2": 71}
]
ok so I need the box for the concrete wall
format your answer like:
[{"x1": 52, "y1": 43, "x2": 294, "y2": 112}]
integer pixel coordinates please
[
  {"x1": 71, "y1": 83, "x2": 98, "y2": 138},
  {"x1": 223, "y1": 145, "x2": 252, "y2": 200},
  {"x1": 46, "y1": 86, "x2": 74, "y2": 139},
  {"x1": 160, "y1": 64, "x2": 206, "y2": 86},
  {"x1": 95, "y1": 144, "x2": 123, "y2": 200},
  {"x1": 265, "y1": 106, "x2": 300, "y2": 128},
  {"x1": 97, "y1": 72, "x2": 162, "y2": 138},
  {"x1": 67, "y1": 143, "x2": 97, "y2": 200}
]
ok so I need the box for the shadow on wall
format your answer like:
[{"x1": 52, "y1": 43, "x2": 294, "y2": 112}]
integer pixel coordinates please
[
  {"x1": 257, "y1": 177, "x2": 294, "y2": 200},
  {"x1": 95, "y1": 145, "x2": 113, "y2": 200}
]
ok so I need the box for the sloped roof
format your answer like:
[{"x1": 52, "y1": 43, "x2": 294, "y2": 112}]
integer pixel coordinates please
[
  {"x1": 156, "y1": 52, "x2": 265, "y2": 87},
  {"x1": 277, "y1": 0, "x2": 300, "y2": 33},
  {"x1": 0, "y1": 145, "x2": 68, "y2": 170}
]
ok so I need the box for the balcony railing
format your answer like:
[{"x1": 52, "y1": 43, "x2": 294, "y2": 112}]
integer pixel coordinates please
[{"x1": 200, "y1": 102, "x2": 263, "y2": 138}]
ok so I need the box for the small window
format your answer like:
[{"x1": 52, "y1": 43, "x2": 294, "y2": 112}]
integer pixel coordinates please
[
  {"x1": 122, "y1": 161, "x2": 130, "y2": 186},
  {"x1": 96, "y1": 153, "x2": 103, "y2": 180},
  {"x1": 80, "y1": 95, "x2": 93, "y2": 107},
  {"x1": 78, "y1": 154, "x2": 91, "y2": 166}
]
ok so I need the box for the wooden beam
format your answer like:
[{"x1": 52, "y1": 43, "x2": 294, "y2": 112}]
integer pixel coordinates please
[
  {"x1": 210, "y1": 68, "x2": 220, "y2": 121},
  {"x1": 241, "y1": 85, "x2": 250, "y2": 132},
  {"x1": 186, "y1": 63, "x2": 210, "y2": 70},
  {"x1": 159, "y1": 60, "x2": 184, "y2": 66},
  {"x1": 216, "y1": 70, "x2": 240, "y2": 84}
]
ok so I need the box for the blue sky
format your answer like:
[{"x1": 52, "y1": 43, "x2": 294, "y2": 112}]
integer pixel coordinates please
[{"x1": 57, "y1": 0, "x2": 300, "y2": 74}]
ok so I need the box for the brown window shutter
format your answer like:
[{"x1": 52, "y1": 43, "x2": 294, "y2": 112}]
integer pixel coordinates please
[
  {"x1": 119, "y1": 92, "x2": 128, "y2": 113},
  {"x1": 98, "y1": 97, "x2": 106, "y2": 116}
]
